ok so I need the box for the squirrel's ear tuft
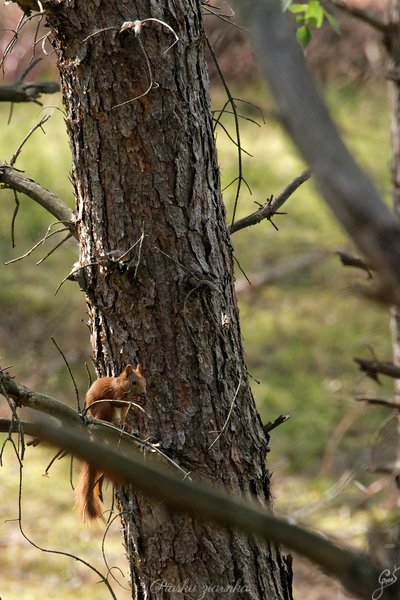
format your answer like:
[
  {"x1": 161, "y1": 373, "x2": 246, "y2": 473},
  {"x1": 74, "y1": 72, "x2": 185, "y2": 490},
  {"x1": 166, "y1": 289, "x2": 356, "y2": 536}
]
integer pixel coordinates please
[
  {"x1": 135, "y1": 363, "x2": 142, "y2": 374},
  {"x1": 125, "y1": 364, "x2": 134, "y2": 375}
]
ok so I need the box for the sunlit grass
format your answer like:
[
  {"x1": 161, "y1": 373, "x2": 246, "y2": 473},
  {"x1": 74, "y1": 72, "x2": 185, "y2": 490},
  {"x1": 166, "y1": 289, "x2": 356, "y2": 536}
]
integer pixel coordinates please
[
  {"x1": 213, "y1": 81, "x2": 392, "y2": 473},
  {"x1": 0, "y1": 441, "x2": 131, "y2": 600}
]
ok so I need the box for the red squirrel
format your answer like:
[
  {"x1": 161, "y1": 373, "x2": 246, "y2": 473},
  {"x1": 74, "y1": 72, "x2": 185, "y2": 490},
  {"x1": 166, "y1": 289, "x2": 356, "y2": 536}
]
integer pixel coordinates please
[{"x1": 75, "y1": 364, "x2": 146, "y2": 521}]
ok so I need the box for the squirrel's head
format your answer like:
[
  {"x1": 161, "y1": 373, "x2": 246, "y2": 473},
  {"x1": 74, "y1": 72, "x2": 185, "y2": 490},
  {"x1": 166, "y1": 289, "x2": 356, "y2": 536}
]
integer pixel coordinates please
[{"x1": 121, "y1": 363, "x2": 147, "y2": 398}]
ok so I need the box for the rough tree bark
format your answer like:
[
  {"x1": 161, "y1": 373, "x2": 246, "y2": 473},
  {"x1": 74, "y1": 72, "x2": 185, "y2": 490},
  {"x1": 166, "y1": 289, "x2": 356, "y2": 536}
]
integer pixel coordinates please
[{"x1": 35, "y1": 1, "x2": 292, "y2": 598}]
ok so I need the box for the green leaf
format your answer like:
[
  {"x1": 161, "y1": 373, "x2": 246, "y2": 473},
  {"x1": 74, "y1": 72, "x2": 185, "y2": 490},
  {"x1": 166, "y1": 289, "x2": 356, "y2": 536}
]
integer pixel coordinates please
[
  {"x1": 296, "y1": 25, "x2": 312, "y2": 46},
  {"x1": 305, "y1": 1, "x2": 324, "y2": 28},
  {"x1": 306, "y1": 16, "x2": 319, "y2": 28},
  {"x1": 289, "y1": 3, "x2": 309, "y2": 14},
  {"x1": 324, "y1": 9, "x2": 341, "y2": 34}
]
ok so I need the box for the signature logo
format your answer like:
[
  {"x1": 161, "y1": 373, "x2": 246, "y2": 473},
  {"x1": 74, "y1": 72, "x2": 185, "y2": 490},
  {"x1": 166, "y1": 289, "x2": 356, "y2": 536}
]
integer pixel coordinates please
[{"x1": 372, "y1": 566, "x2": 400, "y2": 600}]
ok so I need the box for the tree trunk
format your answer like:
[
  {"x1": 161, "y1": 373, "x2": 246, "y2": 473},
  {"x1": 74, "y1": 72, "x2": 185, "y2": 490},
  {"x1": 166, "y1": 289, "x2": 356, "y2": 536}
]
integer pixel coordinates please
[
  {"x1": 43, "y1": 1, "x2": 292, "y2": 597},
  {"x1": 387, "y1": 3, "x2": 400, "y2": 402},
  {"x1": 381, "y1": 0, "x2": 400, "y2": 567}
]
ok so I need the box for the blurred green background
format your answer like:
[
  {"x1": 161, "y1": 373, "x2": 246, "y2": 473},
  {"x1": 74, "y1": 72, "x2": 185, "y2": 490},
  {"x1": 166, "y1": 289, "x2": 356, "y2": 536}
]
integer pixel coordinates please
[{"x1": 0, "y1": 3, "x2": 395, "y2": 599}]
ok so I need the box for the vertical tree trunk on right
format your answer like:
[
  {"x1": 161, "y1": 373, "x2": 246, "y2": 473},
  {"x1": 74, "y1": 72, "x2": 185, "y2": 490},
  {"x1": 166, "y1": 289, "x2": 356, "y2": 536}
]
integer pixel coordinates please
[{"x1": 386, "y1": 1, "x2": 400, "y2": 538}]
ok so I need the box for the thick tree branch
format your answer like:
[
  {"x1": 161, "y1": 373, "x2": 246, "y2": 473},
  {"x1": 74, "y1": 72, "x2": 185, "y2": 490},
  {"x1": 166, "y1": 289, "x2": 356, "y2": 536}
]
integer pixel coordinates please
[
  {"x1": 15, "y1": 414, "x2": 394, "y2": 600},
  {"x1": 327, "y1": 0, "x2": 388, "y2": 34},
  {"x1": 0, "y1": 371, "x2": 159, "y2": 459},
  {"x1": 0, "y1": 369, "x2": 81, "y2": 424},
  {"x1": 0, "y1": 162, "x2": 77, "y2": 237},
  {"x1": 0, "y1": 81, "x2": 59, "y2": 104},
  {"x1": 229, "y1": 169, "x2": 311, "y2": 234},
  {"x1": 354, "y1": 357, "x2": 400, "y2": 381},
  {"x1": 235, "y1": 1, "x2": 400, "y2": 304}
]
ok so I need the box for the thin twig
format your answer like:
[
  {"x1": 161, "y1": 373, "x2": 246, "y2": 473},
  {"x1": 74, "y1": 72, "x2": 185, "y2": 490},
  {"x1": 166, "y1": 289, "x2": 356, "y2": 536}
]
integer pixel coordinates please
[
  {"x1": 229, "y1": 169, "x2": 311, "y2": 234},
  {"x1": 51, "y1": 337, "x2": 81, "y2": 412},
  {"x1": 29, "y1": 11, "x2": 45, "y2": 63},
  {"x1": 206, "y1": 36, "x2": 246, "y2": 225},
  {"x1": 209, "y1": 375, "x2": 242, "y2": 449},
  {"x1": 85, "y1": 362, "x2": 93, "y2": 388},
  {"x1": 44, "y1": 448, "x2": 68, "y2": 475},
  {"x1": 133, "y1": 222, "x2": 145, "y2": 277},
  {"x1": 35, "y1": 232, "x2": 72, "y2": 264},
  {"x1": 213, "y1": 118, "x2": 253, "y2": 156},
  {"x1": 0, "y1": 382, "x2": 25, "y2": 463},
  {"x1": 11, "y1": 190, "x2": 20, "y2": 248},
  {"x1": 202, "y1": 3, "x2": 246, "y2": 30},
  {"x1": 54, "y1": 261, "x2": 97, "y2": 295},
  {"x1": 20, "y1": 57, "x2": 41, "y2": 81},
  {"x1": 81, "y1": 399, "x2": 146, "y2": 418},
  {"x1": 112, "y1": 35, "x2": 156, "y2": 109},
  {"x1": 5, "y1": 225, "x2": 68, "y2": 265},
  {"x1": 327, "y1": 0, "x2": 388, "y2": 33},
  {"x1": 212, "y1": 108, "x2": 262, "y2": 128},
  {"x1": 101, "y1": 512, "x2": 131, "y2": 590},
  {"x1": 10, "y1": 115, "x2": 50, "y2": 166},
  {"x1": 0, "y1": 14, "x2": 25, "y2": 73}
]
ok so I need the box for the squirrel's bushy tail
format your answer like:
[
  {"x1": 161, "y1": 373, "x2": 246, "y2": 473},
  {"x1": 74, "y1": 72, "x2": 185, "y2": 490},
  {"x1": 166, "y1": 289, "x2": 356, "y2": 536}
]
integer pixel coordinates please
[{"x1": 75, "y1": 462, "x2": 104, "y2": 521}]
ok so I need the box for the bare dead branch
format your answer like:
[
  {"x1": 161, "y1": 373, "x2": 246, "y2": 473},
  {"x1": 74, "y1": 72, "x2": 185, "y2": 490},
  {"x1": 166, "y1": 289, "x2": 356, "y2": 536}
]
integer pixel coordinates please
[
  {"x1": 0, "y1": 162, "x2": 77, "y2": 237},
  {"x1": 327, "y1": 0, "x2": 388, "y2": 34},
  {"x1": 0, "y1": 80, "x2": 59, "y2": 104},
  {"x1": 355, "y1": 396, "x2": 400, "y2": 409},
  {"x1": 35, "y1": 232, "x2": 72, "y2": 264},
  {"x1": 5, "y1": 225, "x2": 68, "y2": 265},
  {"x1": 229, "y1": 169, "x2": 311, "y2": 234},
  {"x1": 354, "y1": 357, "x2": 400, "y2": 382},
  {"x1": 0, "y1": 369, "x2": 81, "y2": 425},
  {"x1": 337, "y1": 250, "x2": 373, "y2": 279},
  {"x1": 25, "y1": 414, "x2": 398, "y2": 600},
  {"x1": 263, "y1": 414, "x2": 290, "y2": 434}
]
